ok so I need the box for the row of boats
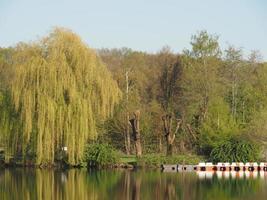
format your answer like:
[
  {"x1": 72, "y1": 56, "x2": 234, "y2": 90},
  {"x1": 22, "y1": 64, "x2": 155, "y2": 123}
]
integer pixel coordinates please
[
  {"x1": 196, "y1": 162, "x2": 267, "y2": 172},
  {"x1": 161, "y1": 162, "x2": 267, "y2": 172}
]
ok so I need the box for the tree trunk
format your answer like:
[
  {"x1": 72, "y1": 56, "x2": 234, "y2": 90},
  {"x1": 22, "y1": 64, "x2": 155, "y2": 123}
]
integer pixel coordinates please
[
  {"x1": 179, "y1": 140, "x2": 186, "y2": 153},
  {"x1": 129, "y1": 110, "x2": 142, "y2": 157},
  {"x1": 162, "y1": 114, "x2": 181, "y2": 156},
  {"x1": 125, "y1": 112, "x2": 131, "y2": 155},
  {"x1": 159, "y1": 133, "x2": 163, "y2": 153},
  {"x1": 125, "y1": 71, "x2": 131, "y2": 155},
  {"x1": 167, "y1": 141, "x2": 173, "y2": 156}
]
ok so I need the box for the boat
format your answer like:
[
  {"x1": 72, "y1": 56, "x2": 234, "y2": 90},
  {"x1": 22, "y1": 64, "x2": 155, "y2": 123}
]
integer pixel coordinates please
[{"x1": 161, "y1": 162, "x2": 267, "y2": 172}]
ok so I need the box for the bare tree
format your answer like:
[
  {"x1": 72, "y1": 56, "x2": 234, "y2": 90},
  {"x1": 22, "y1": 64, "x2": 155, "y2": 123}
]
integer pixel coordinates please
[
  {"x1": 125, "y1": 71, "x2": 131, "y2": 155},
  {"x1": 162, "y1": 114, "x2": 182, "y2": 156},
  {"x1": 129, "y1": 110, "x2": 142, "y2": 157}
]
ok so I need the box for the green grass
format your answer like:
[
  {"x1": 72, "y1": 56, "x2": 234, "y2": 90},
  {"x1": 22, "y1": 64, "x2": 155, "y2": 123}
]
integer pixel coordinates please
[
  {"x1": 119, "y1": 155, "x2": 137, "y2": 163},
  {"x1": 118, "y1": 153, "x2": 203, "y2": 168}
]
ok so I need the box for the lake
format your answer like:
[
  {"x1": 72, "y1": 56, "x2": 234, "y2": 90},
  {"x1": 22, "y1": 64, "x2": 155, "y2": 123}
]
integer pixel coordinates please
[{"x1": 0, "y1": 168, "x2": 267, "y2": 200}]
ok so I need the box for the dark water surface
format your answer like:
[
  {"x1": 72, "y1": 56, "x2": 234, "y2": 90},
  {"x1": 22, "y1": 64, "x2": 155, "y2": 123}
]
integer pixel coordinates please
[{"x1": 0, "y1": 168, "x2": 267, "y2": 200}]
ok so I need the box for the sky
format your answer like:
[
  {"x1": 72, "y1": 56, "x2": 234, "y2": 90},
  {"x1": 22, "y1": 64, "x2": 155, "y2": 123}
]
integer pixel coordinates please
[{"x1": 0, "y1": 0, "x2": 267, "y2": 60}]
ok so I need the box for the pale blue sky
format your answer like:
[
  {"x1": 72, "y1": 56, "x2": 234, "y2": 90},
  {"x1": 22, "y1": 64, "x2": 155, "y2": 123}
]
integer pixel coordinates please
[{"x1": 0, "y1": 0, "x2": 267, "y2": 60}]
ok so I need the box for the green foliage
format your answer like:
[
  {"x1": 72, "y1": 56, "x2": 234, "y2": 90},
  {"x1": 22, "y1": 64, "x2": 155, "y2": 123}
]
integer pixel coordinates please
[
  {"x1": 99, "y1": 32, "x2": 267, "y2": 160},
  {"x1": 210, "y1": 137, "x2": 260, "y2": 163},
  {"x1": 0, "y1": 28, "x2": 121, "y2": 165},
  {"x1": 189, "y1": 30, "x2": 221, "y2": 58},
  {"x1": 246, "y1": 110, "x2": 267, "y2": 142},
  {"x1": 83, "y1": 143, "x2": 119, "y2": 167},
  {"x1": 1, "y1": 28, "x2": 267, "y2": 166},
  {"x1": 198, "y1": 97, "x2": 240, "y2": 154}
]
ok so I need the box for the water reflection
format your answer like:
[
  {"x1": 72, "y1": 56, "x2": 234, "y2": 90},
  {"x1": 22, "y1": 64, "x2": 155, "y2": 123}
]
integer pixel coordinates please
[
  {"x1": 197, "y1": 171, "x2": 267, "y2": 179},
  {"x1": 0, "y1": 169, "x2": 266, "y2": 200}
]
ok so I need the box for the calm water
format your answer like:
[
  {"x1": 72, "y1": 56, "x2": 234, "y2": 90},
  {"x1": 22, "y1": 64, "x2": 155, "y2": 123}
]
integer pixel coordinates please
[{"x1": 0, "y1": 169, "x2": 267, "y2": 200}]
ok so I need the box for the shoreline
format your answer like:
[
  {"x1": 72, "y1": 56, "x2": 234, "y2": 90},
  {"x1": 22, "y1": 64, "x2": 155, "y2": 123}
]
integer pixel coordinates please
[{"x1": 0, "y1": 153, "x2": 203, "y2": 169}]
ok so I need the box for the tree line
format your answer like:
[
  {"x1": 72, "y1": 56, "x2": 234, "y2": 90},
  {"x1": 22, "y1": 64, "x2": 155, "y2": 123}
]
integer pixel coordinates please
[
  {"x1": 98, "y1": 30, "x2": 267, "y2": 161},
  {"x1": 0, "y1": 28, "x2": 266, "y2": 166}
]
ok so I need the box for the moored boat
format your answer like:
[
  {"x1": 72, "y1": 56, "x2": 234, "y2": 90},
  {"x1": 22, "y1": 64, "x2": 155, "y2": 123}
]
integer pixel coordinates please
[{"x1": 162, "y1": 162, "x2": 267, "y2": 172}]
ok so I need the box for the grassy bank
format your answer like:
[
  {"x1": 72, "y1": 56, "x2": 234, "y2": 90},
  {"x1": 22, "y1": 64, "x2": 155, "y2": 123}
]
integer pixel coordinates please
[
  {"x1": 0, "y1": 154, "x2": 203, "y2": 169},
  {"x1": 115, "y1": 153, "x2": 203, "y2": 168},
  {"x1": 83, "y1": 143, "x2": 204, "y2": 169},
  {"x1": 0, "y1": 143, "x2": 203, "y2": 169},
  {"x1": 135, "y1": 154, "x2": 203, "y2": 168}
]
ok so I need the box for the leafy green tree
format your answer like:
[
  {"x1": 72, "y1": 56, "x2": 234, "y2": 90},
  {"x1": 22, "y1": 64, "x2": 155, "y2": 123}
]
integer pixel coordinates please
[
  {"x1": 0, "y1": 28, "x2": 121, "y2": 165},
  {"x1": 182, "y1": 30, "x2": 222, "y2": 125}
]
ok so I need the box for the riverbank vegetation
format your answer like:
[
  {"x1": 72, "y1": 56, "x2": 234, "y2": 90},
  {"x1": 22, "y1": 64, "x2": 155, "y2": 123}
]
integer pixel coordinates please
[{"x1": 0, "y1": 28, "x2": 267, "y2": 167}]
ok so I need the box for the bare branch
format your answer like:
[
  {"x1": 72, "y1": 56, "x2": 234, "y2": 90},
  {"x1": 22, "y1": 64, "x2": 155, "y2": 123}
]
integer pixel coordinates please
[
  {"x1": 186, "y1": 124, "x2": 197, "y2": 141},
  {"x1": 174, "y1": 119, "x2": 182, "y2": 134}
]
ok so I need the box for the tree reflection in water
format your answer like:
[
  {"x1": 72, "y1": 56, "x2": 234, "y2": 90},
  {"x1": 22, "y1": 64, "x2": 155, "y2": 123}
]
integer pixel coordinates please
[{"x1": 0, "y1": 169, "x2": 267, "y2": 200}]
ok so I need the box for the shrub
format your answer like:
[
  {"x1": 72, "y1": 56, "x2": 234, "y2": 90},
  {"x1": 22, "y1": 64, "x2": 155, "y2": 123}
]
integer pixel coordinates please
[
  {"x1": 210, "y1": 137, "x2": 260, "y2": 163},
  {"x1": 83, "y1": 143, "x2": 119, "y2": 168}
]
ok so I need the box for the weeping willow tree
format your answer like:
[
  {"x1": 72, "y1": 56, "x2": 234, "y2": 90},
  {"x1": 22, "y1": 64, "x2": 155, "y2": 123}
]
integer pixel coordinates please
[{"x1": 3, "y1": 28, "x2": 121, "y2": 165}]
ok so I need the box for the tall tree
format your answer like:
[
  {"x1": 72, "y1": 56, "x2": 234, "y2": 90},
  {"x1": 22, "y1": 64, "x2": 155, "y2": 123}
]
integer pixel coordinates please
[
  {"x1": 129, "y1": 110, "x2": 142, "y2": 157},
  {"x1": 182, "y1": 30, "x2": 222, "y2": 125},
  {"x1": 224, "y1": 46, "x2": 243, "y2": 120},
  {"x1": 2, "y1": 28, "x2": 121, "y2": 165}
]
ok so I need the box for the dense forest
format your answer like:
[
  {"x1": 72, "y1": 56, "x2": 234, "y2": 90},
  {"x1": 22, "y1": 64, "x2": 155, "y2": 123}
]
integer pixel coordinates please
[{"x1": 0, "y1": 28, "x2": 267, "y2": 166}]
